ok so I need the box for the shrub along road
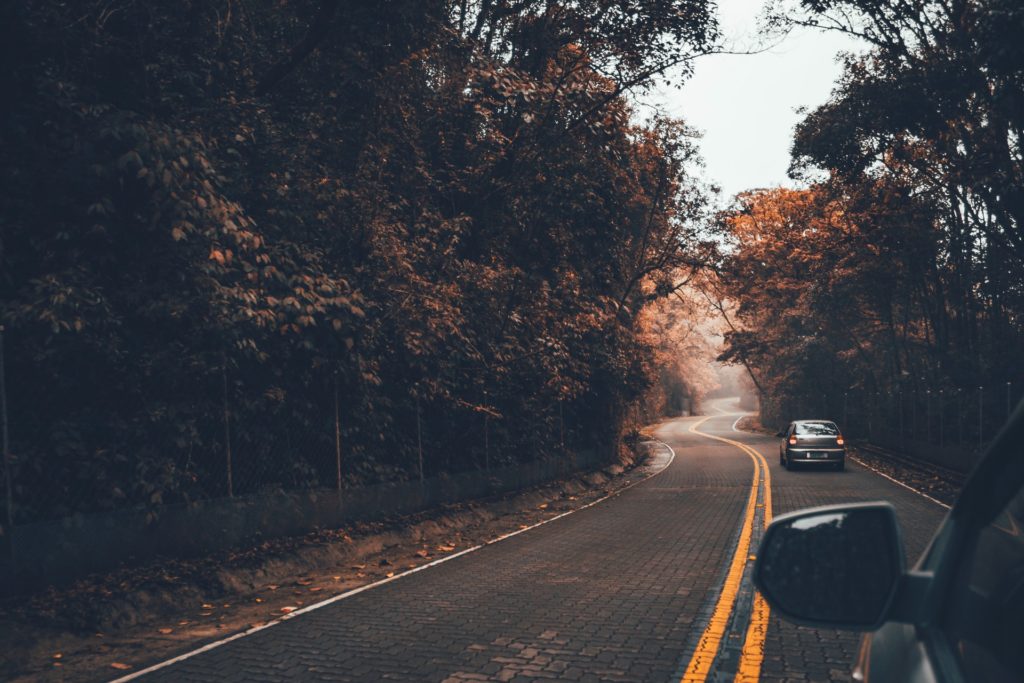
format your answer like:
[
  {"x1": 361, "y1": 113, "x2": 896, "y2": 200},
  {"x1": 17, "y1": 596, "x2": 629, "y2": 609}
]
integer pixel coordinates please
[{"x1": 118, "y1": 400, "x2": 948, "y2": 682}]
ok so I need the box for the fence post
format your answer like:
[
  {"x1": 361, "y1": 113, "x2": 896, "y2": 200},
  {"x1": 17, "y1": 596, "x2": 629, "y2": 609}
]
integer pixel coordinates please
[
  {"x1": 334, "y1": 374, "x2": 342, "y2": 495},
  {"x1": 0, "y1": 326, "x2": 13, "y2": 536},
  {"x1": 416, "y1": 394, "x2": 424, "y2": 483},
  {"x1": 867, "y1": 392, "x2": 874, "y2": 438},
  {"x1": 957, "y1": 390, "x2": 963, "y2": 444},
  {"x1": 912, "y1": 388, "x2": 917, "y2": 440},
  {"x1": 222, "y1": 357, "x2": 233, "y2": 498},
  {"x1": 938, "y1": 389, "x2": 943, "y2": 450},
  {"x1": 559, "y1": 399, "x2": 565, "y2": 451},
  {"x1": 1008, "y1": 381, "x2": 1013, "y2": 420},
  {"x1": 483, "y1": 389, "x2": 490, "y2": 471},
  {"x1": 978, "y1": 385, "x2": 984, "y2": 451},
  {"x1": 898, "y1": 388, "x2": 904, "y2": 447},
  {"x1": 925, "y1": 389, "x2": 931, "y2": 441}
]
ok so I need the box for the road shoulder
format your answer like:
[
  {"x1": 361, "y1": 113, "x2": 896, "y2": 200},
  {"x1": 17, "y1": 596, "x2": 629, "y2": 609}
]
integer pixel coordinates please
[{"x1": 1, "y1": 442, "x2": 671, "y2": 683}]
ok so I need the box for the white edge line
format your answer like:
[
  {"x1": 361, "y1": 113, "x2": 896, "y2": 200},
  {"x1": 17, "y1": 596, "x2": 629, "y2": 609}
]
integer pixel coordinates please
[
  {"x1": 731, "y1": 414, "x2": 749, "y2": 433},
  {"x1": 848, "y1": 454, "x2": 951, "y2": 510},
  {"x1": 110, "y1": 441, "x2": 677, "y2": 682}
]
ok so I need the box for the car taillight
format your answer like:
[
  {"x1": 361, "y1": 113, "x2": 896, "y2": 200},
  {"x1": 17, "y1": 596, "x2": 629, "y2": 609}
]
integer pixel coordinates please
[
  {"x1": 836, "y1": 436, "x2": 845, "y2": 446},
  {"x1": 788, "y1": 435, "x2": 797, "y2": 445}
]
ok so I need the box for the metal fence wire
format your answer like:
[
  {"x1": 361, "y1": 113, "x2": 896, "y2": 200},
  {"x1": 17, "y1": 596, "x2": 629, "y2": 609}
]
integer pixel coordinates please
[
  {"x1": 0, "y1": 331, "x2": 590, "y2": 534},
  {"x1": 761, "y1": 380, "x2": 1023, "y2": 470},
  {"x1": 1, "y1": 352, "x2": 347, "y2": 527}
]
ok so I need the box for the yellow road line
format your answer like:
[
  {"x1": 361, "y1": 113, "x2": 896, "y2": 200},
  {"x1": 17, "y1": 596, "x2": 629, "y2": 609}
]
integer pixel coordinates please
[
  {"x1": 735, "y1": 592, "x2": 770, "y2": 683},
  {"x1": 735, "y1": 437, "x2": 772, "y2": 683},
  {"x1": 679, "y1": 418, "x2": 765, "y2": 683},
  {"x1": 689, "y1": 428, "x2": 774, "y2": 683}
]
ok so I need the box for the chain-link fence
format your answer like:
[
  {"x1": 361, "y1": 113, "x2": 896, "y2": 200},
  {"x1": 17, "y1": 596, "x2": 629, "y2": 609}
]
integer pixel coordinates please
[
  {"x1": 0, "y1": 329, "x2": 598, "y2": 544},
  {"x1": 0, "y1": 358, "x2": 342, "y2": 529},
  {"x1": 761, "y1": 380, "x2": 1024, "y2": 472}
]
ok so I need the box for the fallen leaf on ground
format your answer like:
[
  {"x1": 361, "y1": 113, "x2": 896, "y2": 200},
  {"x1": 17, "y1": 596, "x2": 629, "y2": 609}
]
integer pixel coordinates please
[
  {"x1": 158, "y1": 628, "x2": 173, "y2": 634},
  {"x1": 280, "y1": 606, "x2": 297, "y2": 613},
  {"x1": 110, "y1": 662, "x2": 132, "y2": 670},
  {"x1": 309, "y1": 587, "x2": 323, "y2": 592},
  {"x1": 415, "y1": 549, "x2": 429, "y2": 557},
  {"x1": 266, "y1": 584, "x2": 279, "y2": 590},
  {"x1": 386, "y1": 572, "x2": 395, "y2": 578},
  {"x1": 332, "y1": 575, "x2": 341, "y2": 580},
  {"x1": 201, "y1": 603, "x2": 214, "y2": 609},
  {"x1": 537, "y1": 503, "x2": 549, "y2": 509},
  {"x1": 254, "y1": 597, "x2": 263, "y2": 603},
  {"x1": 437, "y1": 545, "x2": 456, "y2": 552},
  {"x1": 351, "y1": 564, "x2": 365, "y2": 570},
  {"x1": 52, "y1": 653, "x2": 62, "y2": 659}
]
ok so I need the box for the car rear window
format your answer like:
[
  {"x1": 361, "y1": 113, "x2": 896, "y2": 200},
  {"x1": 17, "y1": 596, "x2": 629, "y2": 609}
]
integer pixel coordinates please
[{"x1": 795, "y1": 422, "x2": 839, "y2": 436}]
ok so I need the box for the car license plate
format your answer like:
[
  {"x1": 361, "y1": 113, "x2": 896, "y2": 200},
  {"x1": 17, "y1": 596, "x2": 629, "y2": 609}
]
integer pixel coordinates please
[{"x1": 811, "y1": 452, "x2": 827, "y2": 459}]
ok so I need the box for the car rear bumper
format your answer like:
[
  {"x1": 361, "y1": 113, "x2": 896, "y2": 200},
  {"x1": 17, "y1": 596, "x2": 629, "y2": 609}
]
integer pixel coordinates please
[{"x1": 786, "y1": 449, "x2": 845, "y2": 463}]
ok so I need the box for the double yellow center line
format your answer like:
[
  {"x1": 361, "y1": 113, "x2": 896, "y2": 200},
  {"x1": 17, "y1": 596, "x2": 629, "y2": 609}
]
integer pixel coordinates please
[{"x1": 680, "y1": 417, "x2": 773, "y2": 683}]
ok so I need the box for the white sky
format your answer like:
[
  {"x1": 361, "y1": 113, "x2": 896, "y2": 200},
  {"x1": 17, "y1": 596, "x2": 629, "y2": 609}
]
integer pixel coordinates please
[{"x1": 642, "y1": 0, "x2": 864, "y2": 202}]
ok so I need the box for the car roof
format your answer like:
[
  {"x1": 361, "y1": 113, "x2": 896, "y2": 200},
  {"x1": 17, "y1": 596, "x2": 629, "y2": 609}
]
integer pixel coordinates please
[{"x1": 792, "y1": 419, "x2": 836, "y2": 424}]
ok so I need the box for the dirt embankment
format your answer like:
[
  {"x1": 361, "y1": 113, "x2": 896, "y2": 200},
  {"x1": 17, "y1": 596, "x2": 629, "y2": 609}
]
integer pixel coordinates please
[{"x1": 1, "y1": 442, "x2": 665, "y2": 682}]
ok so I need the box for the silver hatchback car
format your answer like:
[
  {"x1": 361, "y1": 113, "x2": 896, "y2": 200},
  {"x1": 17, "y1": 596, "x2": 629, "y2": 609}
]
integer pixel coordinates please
[{"x1": 777, "y1": 420, "x2": 846, "y2": 471}]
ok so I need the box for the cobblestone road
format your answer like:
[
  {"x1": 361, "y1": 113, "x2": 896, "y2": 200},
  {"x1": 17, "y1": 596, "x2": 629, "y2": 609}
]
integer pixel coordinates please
[{"x1": 123, "y1": 401, "x2": 948, "y2": 682}]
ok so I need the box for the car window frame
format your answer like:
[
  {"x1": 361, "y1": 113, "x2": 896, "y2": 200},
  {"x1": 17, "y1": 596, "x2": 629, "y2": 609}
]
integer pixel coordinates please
[{"x1": 794, "y1": 421, "x2": 840, "y2": 436}]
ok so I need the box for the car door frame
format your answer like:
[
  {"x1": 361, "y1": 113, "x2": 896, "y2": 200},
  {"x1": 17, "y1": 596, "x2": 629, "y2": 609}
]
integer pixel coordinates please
[{"x1": 863, "y1": 400, "x2": 1024, "y2": 682}]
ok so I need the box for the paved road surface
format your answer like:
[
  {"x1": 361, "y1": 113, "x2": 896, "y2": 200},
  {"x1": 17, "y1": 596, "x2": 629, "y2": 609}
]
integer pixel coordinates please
[{"x1": 122, "y1": 400, "x2": 947, "y2": 682}]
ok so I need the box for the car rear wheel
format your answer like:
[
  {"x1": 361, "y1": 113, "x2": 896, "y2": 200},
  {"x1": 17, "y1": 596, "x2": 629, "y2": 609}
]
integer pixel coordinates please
[{"x1": 784, "y1": 455, "x2": 792, "y2": 471}]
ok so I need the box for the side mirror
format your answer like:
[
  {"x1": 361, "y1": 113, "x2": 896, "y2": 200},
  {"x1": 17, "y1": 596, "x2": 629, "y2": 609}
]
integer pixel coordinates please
[
  {"x1": 775, "y1": 430, "x2": 786, "y2": 437},
  {"x1": 754, "y1": 502, "x2": 905, "y2": 631}
]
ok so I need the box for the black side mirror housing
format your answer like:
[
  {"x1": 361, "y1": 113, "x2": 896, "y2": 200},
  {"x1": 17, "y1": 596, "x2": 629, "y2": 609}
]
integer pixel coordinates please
[
  {"x1": 775, "y1": 430, "x2": 786, "y2": 437},
  {"x1": 754, "y1": 502, "x2": 905, "y2": 631}
]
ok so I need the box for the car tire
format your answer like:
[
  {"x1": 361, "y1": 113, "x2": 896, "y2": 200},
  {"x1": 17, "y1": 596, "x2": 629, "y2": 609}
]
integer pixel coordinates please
[
  {"x1": 836, "y1": 460, "x2": 845, "y2": 472},
  {"x1": 784, "y1": 455, "x2": 792, "y2": 471}
]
